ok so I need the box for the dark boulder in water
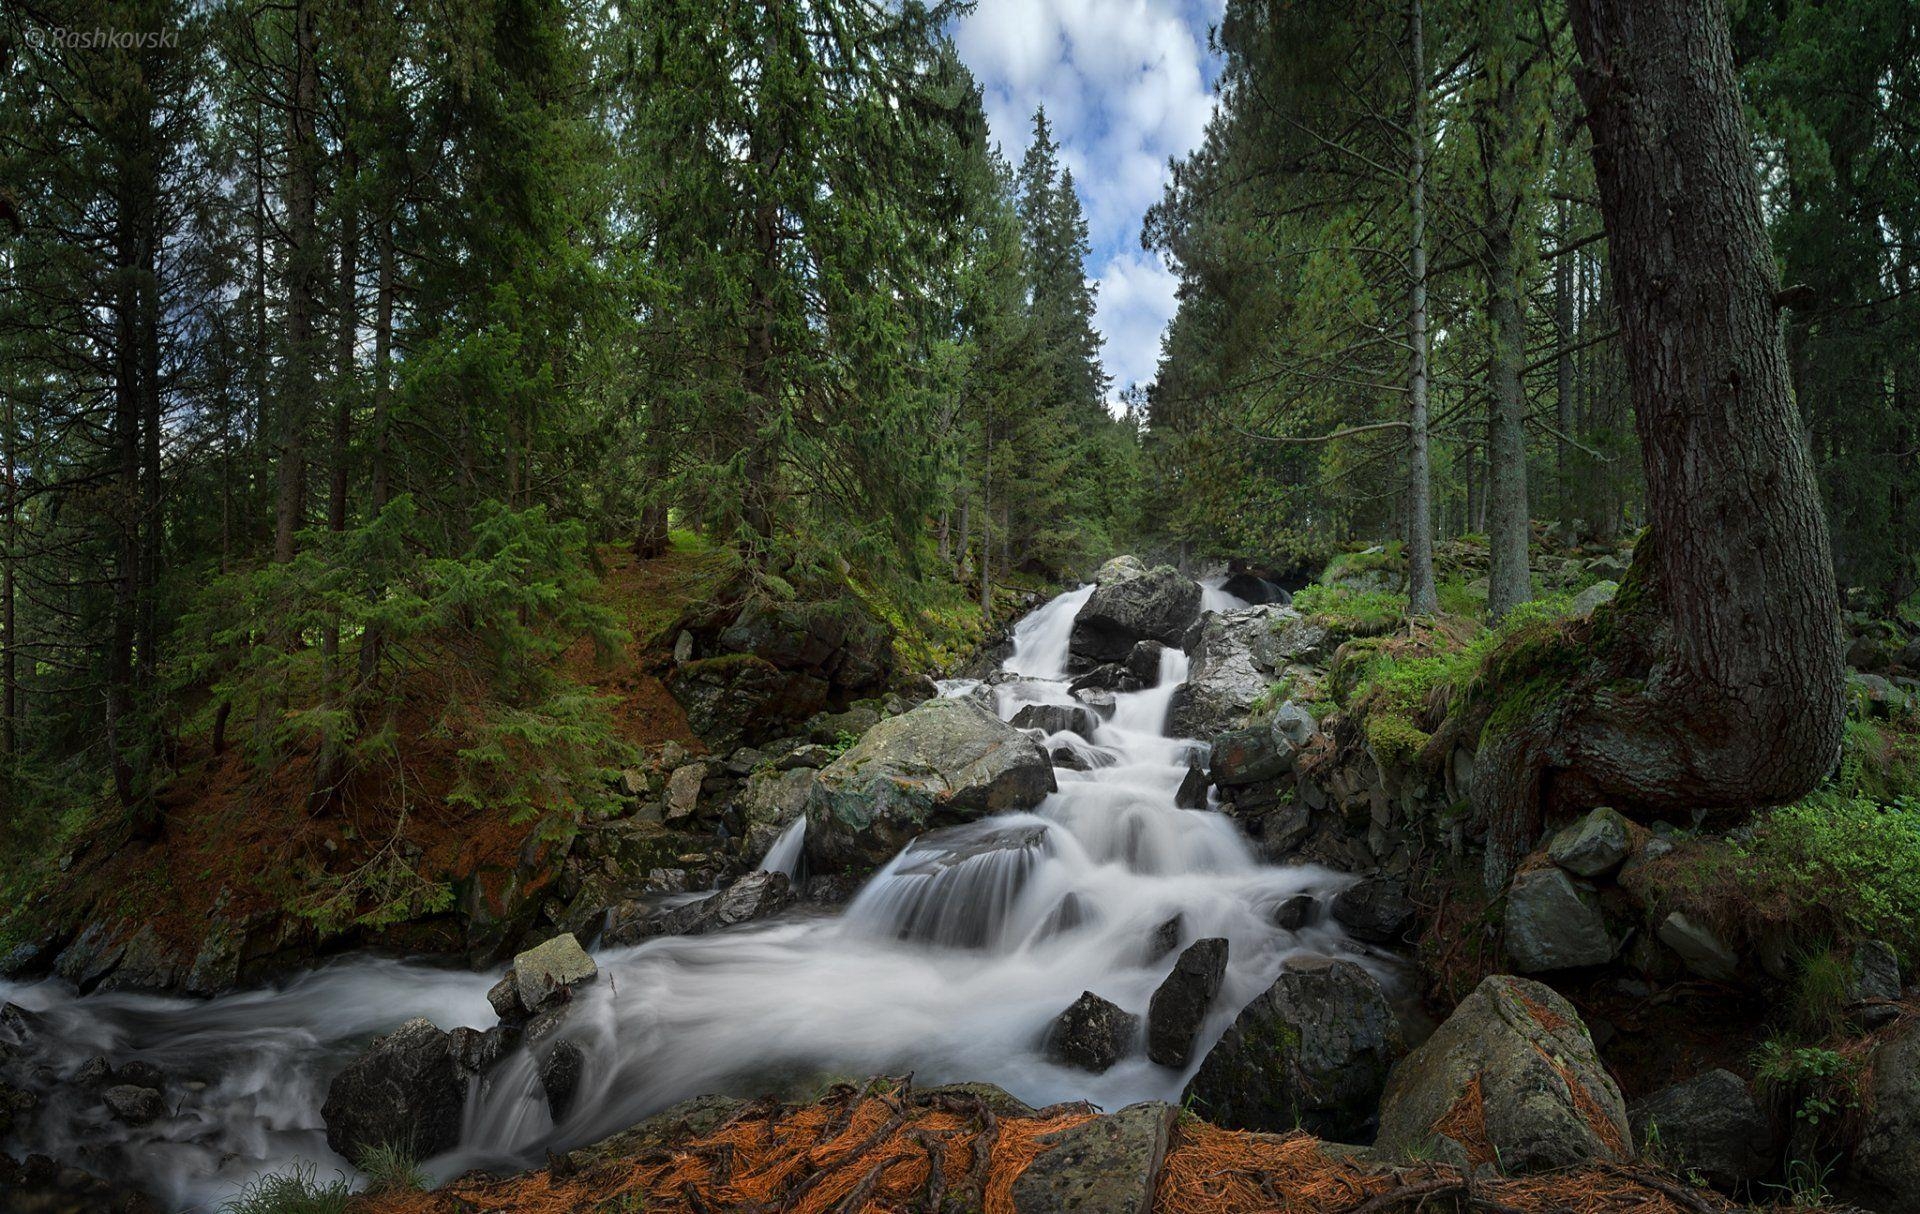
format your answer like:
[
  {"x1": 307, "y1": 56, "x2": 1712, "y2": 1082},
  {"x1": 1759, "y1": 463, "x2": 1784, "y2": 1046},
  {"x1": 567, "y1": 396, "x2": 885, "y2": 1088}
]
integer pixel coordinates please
[
  {"x1": 1330, "y1": 877, "x2": 1415, "y2": 944},
  {"x1": 1147, "y1": 938, "x2": 1228, "y2": 1068},
  {"x1": 1069, "y1": 560, "x2": 1202, "y2": 664},
  {"x1": 1045, "y1": 991, "x2": 1139, "y2": 1073},
  {"x1": 541, "y1": 1039, "x2": 585, "y2": 1122},
  {"x1": 1010, "y1": 702, "x2": 1101, "y2": 740},
  {"x1": 102, "y1": 1084, "x2": 165, "y2": 1126},
  {"x1": 321, "y1": 1017, "x2": 465, "y2": 1162},
  {"x1": 1174, "y1": 764, "x2": 1210, "y2": 810}
]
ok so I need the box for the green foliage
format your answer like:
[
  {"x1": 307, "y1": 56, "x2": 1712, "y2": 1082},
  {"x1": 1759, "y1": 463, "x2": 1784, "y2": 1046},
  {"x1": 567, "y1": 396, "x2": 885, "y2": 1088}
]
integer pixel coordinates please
[
  {"x1": 1734, "y1": 791, "x2": 1920, "y2": 961},
  {"x1": 220, "y1": 1166, "x2": 353, "y2": 1214},
  {"x1": 1787, "y1": 948, "x2": 1852, "y2": 1039},
  {"x1": 357, "y1": 1144, "x2": 429, "y2": 1193},
  {"x1": 1752, "y1": 1038, "x2": 1860, "y2": 1133},
  {"x1": 1291, "y1": 584, "x2": 1407, "y2": 636}
]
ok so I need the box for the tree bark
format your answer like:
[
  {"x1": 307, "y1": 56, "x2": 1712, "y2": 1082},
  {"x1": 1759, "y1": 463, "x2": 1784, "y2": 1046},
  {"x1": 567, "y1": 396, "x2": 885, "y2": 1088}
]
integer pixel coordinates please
[
  {"x1": 1402, "y1": 0, "x2": 1439, "y2": 617},
  {"x1": 1469, "y1": 0, "x2": 1847, "y2": 885},
  {"x1": 274, "y1": 0, "x2": 320, "y2": 565},
  {"x1": 1554, "y1": 199, "x2": 1578, "y2": 527}
]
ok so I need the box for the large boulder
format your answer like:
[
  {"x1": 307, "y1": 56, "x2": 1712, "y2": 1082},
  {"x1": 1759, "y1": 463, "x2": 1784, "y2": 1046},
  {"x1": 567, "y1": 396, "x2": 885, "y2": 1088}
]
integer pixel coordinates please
[
  {"x1": 741, "y1": 766, "x2": 817, "y2": 857},
  {"x1": 806, "y1": 697, "x2": 1055, "y2": 870},
  {"x1": 1375, "y1": 975, "x2": 1630, "y2": 1173},
  {"x1": 716, "y1": 595, "x2": 894, "y2": 696},
  {"x1": 1855, "y1": 1021, "x2": 1920, "y2": 1211},
  {"x1": 1045, "y1": 991, "x2": 1138, "y2": 1073},
  {"x1": 1504, "y1": 868, "x2": 1616, "y2": 972},
  {"x1": 1186, "y1": 955, "x2": 1401, "y2": 1141},
  {"x1": 1547, "y1": 807, "x2": 1633, "y2": 877},
  {"x1": 1010, "y1": 1101, "x2": 1178, "y2": 1214},
  {"x1": 1010, "y1": 702, "x2": 1101, "y2": 740},
  {"x1": 1329, "y1": 877, "x2": 1414, "y2": 944},
  {"x1": 1069, "y1": 562, "x2": 1202, "y2": 664},
  {"x1": 510, "y1": 933, "x2": 598, "y2": 1014},
  {"x1": 1171, "y1": 605, "x2": 1327, "y2": 737},
  {"x1": 1629, "y1": 1069, "x2": 1772, "y2": 1192},
  {"x1": 1146, "y1": 938, "x2": 1228, "y2": 1068},
  {"x1": 321, "y1": 1018, "x2": 466, "y2": 1162},
  {"x1": 667, "y1": 655, "x2": 829, "y2": 751}
]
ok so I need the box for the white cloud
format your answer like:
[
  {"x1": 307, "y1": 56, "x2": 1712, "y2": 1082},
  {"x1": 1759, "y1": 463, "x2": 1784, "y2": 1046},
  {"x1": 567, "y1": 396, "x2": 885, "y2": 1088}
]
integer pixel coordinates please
[
  {"x1": 955, "y1": 0, "x2": 1218, "y2": 406},
  {"x1": 1094, "y1": 250, "x2": 1182, "y2": 400}
]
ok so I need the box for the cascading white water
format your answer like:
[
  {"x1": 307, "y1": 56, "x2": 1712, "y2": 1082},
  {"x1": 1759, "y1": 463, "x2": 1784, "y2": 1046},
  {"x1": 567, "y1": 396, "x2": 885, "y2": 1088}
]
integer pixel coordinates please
[
  {"x1": 0, "y1": 583, "x2": 1385, "y2": 1210},
  {"x1": 759, "y1": 817, "x2": 808, "y2": 879}
]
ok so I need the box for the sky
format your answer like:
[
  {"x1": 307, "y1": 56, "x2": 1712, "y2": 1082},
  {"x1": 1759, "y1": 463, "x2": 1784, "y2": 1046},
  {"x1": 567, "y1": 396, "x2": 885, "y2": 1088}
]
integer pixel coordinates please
[{"x1": 953, "y1": 0, "x2": 1226, "y2": 410}]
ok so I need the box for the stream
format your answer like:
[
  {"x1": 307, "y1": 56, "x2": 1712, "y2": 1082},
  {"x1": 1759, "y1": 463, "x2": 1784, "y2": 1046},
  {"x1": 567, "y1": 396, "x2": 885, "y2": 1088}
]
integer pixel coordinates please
[{"x1": 0, "y1": 583, "x2": 1390, "y2": 1210}]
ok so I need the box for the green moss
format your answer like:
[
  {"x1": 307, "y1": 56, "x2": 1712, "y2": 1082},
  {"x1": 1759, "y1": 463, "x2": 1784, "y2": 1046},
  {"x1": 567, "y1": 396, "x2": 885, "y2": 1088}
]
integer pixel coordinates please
[
  {"x1": 1366, "y1": 713, "x2": 1433, "y2": 768},
  {"x1": 1733, "y1": 790, "x2": 1920, "y2": 963},
  {"x1": 1292, "y1": 584, "x2": 1407, "y2": 635}
]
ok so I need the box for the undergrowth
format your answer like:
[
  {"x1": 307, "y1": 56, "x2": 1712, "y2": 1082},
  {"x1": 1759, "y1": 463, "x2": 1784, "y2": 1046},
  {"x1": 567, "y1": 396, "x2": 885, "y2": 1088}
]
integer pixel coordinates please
[{"x1": 221, "y1": 1166, "x2": 353, "y2": 1214}]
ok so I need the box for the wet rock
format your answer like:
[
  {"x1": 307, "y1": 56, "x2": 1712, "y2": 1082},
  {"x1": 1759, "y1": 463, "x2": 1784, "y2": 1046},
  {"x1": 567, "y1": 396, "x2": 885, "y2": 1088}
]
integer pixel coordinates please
[
  {"x1": 580, "y1": 1094, "x2": 747, "y2": 1164},
  {"x1": 1147, "y1": 938, "x2": 1228, "y2": 1067},
  {"x1": 806, "y1": 697, "x2": 1055, "y2": 870},
  {"x1": 1376, "y1": 974, "x2": 1629, "y2": 1173},
  {"x1": 74, "y1": 1056, "x2": 113, "y2": 1087},
  {"x1": 1010, "y1": 702, "x2": 1101, "y2": 740},
  {"x1": 1856, "y1": 1020, "x2": 1920, "y2": 1211},
  {"x1": 1273, "y1": 894, "x2": 1316, "y2": 930},
  {"x1": 541, "y1": 1040, "x2": 585, "y2": 1122},
  {"x1": 95, "y1": 924, "x2": 185, "y2": 993},
  {"x1": 1174, "y1": 765, "x2": 1210, "y2": 809},
  {"x1": 1009, "y1": 1101, "x2": 1178, "y2": 1214},
  {"x1": 741, "y1": 766, "x2": 817, "y2": 857},
  {"x1": 1051, "y1": 746, "x2": 1091, "y2": 771},
  {"x1": 1070, "y1": 563, "x2": 1202, "y2": 663},
  {"x1": 1045, "y1": 991, "x2": 1139, "y2": 1073},
  {"x1": 1124, "y1": 640, "x2": 1169, "y2": 683},
  {"x1": 1186, "y1": 955, "x2": 1401, "y2": 1141},
  {"x1": 1208, "y1": 721, "x2": 1295, "y2": 786},
  {"x1": 116, "y1": 1060, "x2": 164, "y2": 1090},
  {"x1": 1068, "y1": 665, "x2": 1140, "y2": 696},
  {"x1": 321, "y1": 1018, "x2": 466, "y2": 1161},
  {"x1": 512, "y1": 933, "x2": 598, "y2": 1012},
  {"x1": 919, "y1": 1082, "x2": 1037, "y2": 1118},
  {"x1": 102, "y1": 1084, "x2": 165, "y2": 1126},
  {"x1": 1504, "y1": 868, "x2": 1616, "y2": 971},
  {"x1": 1170, "y1": 604, "x2": 1325, "y2": 737},
  {"x1": 1260, "y1": 803, "x2": 1312, "y2": 859},
  {"x1": 1146, "y1": 915, "x2": 1183, "y2": 963},
  {"x1": 0, "y1": 1079, "x2": 39, "y2": 1135},
  {"x1": 1849, "y1": 940, "x2": 1902, "y2": 1027},
  {"x1": 450, "y1": 1024, "x2": 518, "y2": 1076},
  {"x1": 604, "y1": 871, "x2": 794, "y2": 946},
  {"x1": 487, "y1": 974, "x2": 527, "y2": 1023},
  {"x1": 1657, "y1": 912, "x2": 1738, "y2": 981},
  {"x1": 1547, "y1": 807, "x2": 1632, "y2": 877},
  {"x1": 1329, "y1": 877, "x2": 1414, "y2": 944},
  {"x1": 1630, "y1": 1069, "x2": 1771, "y2": 1192}
]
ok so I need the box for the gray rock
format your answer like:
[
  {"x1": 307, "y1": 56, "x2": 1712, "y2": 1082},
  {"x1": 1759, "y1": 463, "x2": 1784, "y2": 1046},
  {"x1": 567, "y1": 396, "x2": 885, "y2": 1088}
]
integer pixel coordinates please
[
  {"x1": 1186, "y1": 955, "x2": 1401, "y2": 1141},
  {"x1": 1376, "y1": 975, "x2": 1630, "y2": 1173},
  {"x1": 1045, "y1": 991, "x2": 1138, "y2": 1073},
  {"x1": 1174, "y1": 765, "x2": 1210, "y2": 810},
  {"x1": 449, "y1": 1024, "x2": 517, "y2": 1076},
  {"x1": 1273, "y1": 895, "x2": 1316, "y2": 931},
  {"x1": 512, "y1": 933, "x2": 598, "y2": 1012},
  {"x1": 672, "y1": 629, "x2": 695, "y2": 663},
  {"x1": 602, "y1": 871, "x2": 793, "y2": 946},
  {"x1": 1208, "y1": 720, "x2": 1295, "y2": 786},
  {"x1": 1146, "y1": 939, "x2": 1228, "y2": 1067},
  {"x1": 1630, "y1": 1069, "x2": 1771, "y2": 1192},
  {"x1": 1571, "y1": 580, "x2": 1619, "y2": 617},
  {"x1": 1548, "y1": 807, "x2": 1633, "y2": 877},
  {"x1": 117, "y1": 1059, "x2": 164, "y2": 1089},
  {"x1": 1330, "y1": 877, "x2": 1414, "y2": 944},
  {"x1": 1850, "y1": 940, "x2": 1902, "y2": 1027},
  {"x1": 75, "y1": 1056, "x2": 113, "y2": 1087},
  {"x1": 1070, "y1": 564, "x2": 1202, "y2": 664},
  {"x1": 1657, "y1": 912, "x2": 1738, "y2": 981},
  {"x1": 1124, "y1": 640, "x2": 1170, "y2": 684},
  {"x1": 488, "y1": 973, "x2": 526, "y2": 1023},
  {"x1": 102, "y1": 1085, "x2": 165, "y2": 1126},
  {"x1": 665, "y1": 762, "x2": 707, "y2": 821},
  {"x1": 918, "y1": 1082, "x2": 1037, "y2": 1118},
  {"x1": 580, "y1": 1094, "x2": 746, "y2": 1164},
  {"x1": 1260, "y1": 803, "x2": 1312, "y2": 858},
  {"x1": 1857, "y1": 1021, "x2": 1920, "y2": 1211},
  {"x1": 1504, "y1": 868, "x2": 1616, "y2": 971},
  {"x1": 541, "y1": 1040, "x2": 584, "y2": 1122},
  {"x1": 806, "y1": 697, "x2": 1055, "y2": 870},
  {"x1": 740, "y1": 766, "x2": 817, "y2": 857},
  {"x1": 1009, "y1": 1101, "x2": 1178, "y2": 1214},
  {"x1": 1010, "y1": 702, "x2": 1101, "y2": 740},
  {"x1": 321, "y1": 1018, "x2": 465, "y2": 1161},
  {"x1": 1171, "y1": 605, "x2": 1316, "y2": 736},
  {"x1": 1146, "y1": 915, "x2": 1183, "y2": 963}
]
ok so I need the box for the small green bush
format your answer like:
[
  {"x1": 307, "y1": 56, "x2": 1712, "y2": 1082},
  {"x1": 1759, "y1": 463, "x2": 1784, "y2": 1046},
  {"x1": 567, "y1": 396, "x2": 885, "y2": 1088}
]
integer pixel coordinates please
[
  {"x1": 221, "y1": 1166, "x2": 353, "y2": 1214},
  {"x1": 1735, "y1": 791, "x2": 1920, "y2": 962},
  {"x1": 357, "y1": 1144, "x2": 429, "y2": 1193}
]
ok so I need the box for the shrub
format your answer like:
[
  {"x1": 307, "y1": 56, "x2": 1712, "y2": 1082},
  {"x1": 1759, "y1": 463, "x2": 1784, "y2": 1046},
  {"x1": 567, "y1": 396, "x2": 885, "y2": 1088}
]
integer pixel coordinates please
[
  {"x1": 357, "y1": 1144, "x2": 429, "y2": 1193},
  {"x1": 1734, "y1": 791, "x2": 1920, "y2": 963},
  {"x1": 221, "y1": 1166, "x2": 353, "y2": 1214},
  {"x1": 1292, "y1": 583, "x2": 1406, "y2": 635}
]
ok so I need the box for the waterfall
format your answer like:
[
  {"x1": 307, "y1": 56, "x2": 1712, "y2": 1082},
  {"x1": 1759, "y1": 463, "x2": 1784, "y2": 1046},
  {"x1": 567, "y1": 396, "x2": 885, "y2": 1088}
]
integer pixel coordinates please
[
  {"x1": 0, "y1": 582, "x2": 1378, "y2": 1210},
  {"x1": 759, "y1": 817, "x2": 807, "y2": 879}
]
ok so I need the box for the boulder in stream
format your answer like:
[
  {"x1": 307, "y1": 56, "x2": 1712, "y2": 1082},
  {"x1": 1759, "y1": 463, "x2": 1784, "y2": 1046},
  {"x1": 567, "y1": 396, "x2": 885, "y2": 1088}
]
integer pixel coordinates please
[
  {"x1": 602, "y1": 871, "x2": 794, "y2": 945},
  {"x1": 1044, "y1": 991, "x2": 1138, "y2": 1073},
  {"x1": 321, "y1": 1017, "x2": 466, "y2": 1162},
  {"x1": 102, "y1": 1084, "x2": 165, "y2": 1126},
  {"x1": 805, "y1": 697, "x2": 1055, "y2": 870},
  {"x1": 1146, "y1": 938, "x2": 1228, "y2": 1068},
  {"x1": 510, "y1": 933, "x2": 598, "y2": 1014},
  {"x1": 1010, "y1": 702, "x2": 1100, "y2": 740},
  {"x1": 541, "y1": 1039, "x2": 585, "y2": 1122},
  {"x1": 1069, "y1": 562, "x2": 1202, "y2": 664}
]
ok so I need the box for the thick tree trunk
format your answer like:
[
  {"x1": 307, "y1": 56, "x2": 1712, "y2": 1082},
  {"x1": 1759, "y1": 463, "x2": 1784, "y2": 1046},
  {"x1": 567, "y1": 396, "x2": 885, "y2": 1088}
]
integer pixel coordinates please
[
  {"x1": 274, "y1": 0, "x2": 320, "y2": 564},
  {"x1": 1484, "y1": 220, "x2": 1532, "y2": 622},
  {"x1": 1403, "y1": 0, "x2": 1439, "y2": 616},
  {"x1": 1554, "y1": 200, "x2": 1578, "y2": 526},
  {"x1": 1470, "y1": 0, "x2": 1847, "y2": 885}
]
